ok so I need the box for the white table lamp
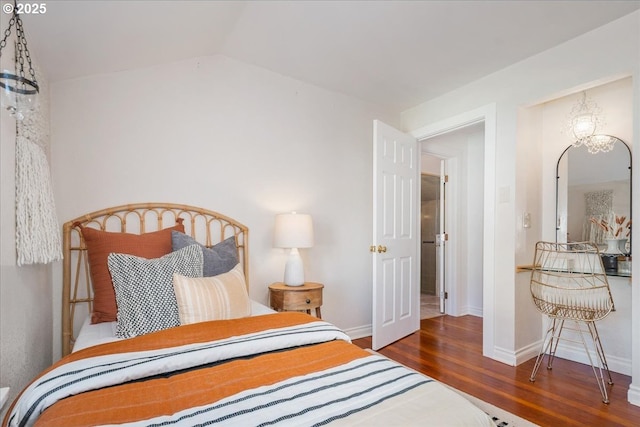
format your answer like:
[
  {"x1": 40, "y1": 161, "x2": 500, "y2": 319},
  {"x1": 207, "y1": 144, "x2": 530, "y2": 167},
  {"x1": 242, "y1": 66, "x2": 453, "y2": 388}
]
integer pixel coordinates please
[{"x1": 274, "y1": 212, "x2": 314, "y2": 286}]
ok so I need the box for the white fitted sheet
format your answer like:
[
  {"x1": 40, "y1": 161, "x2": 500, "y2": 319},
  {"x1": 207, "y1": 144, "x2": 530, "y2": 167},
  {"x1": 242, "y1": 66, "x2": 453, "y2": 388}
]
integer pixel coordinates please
[{"x1": 73, "y1": 300, "x2": 276, "y2": 352}]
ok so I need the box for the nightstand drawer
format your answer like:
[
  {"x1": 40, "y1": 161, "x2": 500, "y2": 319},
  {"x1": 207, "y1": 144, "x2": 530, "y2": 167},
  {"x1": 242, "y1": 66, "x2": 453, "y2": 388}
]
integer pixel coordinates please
[
  {"x1": 269, "y1": 282, "x2": 324, "y2": 318},
  {"x1": 280, "y1": 288, "x2": 322, "y2": 310}
]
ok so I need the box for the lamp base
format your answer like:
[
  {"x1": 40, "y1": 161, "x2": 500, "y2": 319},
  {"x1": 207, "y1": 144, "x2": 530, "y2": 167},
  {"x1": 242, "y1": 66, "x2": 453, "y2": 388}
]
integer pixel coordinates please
[{"x1": 283, "y1": 248, "x2": 305, "y2": 286}]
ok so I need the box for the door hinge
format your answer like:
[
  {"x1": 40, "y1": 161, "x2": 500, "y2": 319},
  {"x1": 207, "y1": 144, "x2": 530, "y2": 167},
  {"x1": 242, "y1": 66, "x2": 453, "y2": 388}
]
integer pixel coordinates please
[
  {"x1": 442, "y1": 174, "x2": 448, "y2": 183},
  {"x1": 444, "y1": 292, "x2": 448, "y2": 299}
]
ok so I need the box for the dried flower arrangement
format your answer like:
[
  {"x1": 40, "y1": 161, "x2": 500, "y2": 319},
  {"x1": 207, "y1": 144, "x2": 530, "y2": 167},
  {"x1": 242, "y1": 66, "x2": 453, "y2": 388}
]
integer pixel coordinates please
[{"x1": 589, "y1": 215, "x2": 631, "y2": 239}]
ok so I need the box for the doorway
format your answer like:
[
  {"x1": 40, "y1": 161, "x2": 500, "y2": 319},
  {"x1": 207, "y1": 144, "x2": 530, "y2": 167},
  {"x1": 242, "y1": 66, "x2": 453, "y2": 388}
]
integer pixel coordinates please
[
  {"x1": 419, "y1": 123, "x2": 485, "y2": 319},
  {"x1": 420, "y1": 173, "x2": 442, "y2": 319},
  {"x1": 409, "y1": 103, "x2": 496, "y2": 358},
  {"x1": 371, "y1": 105, "x2": 496, "y2": 355}
]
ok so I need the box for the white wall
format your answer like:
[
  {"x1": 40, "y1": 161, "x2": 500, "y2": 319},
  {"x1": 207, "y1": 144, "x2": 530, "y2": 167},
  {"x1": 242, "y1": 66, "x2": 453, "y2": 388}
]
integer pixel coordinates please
[
  {"x1": 4, "y1": 5, "x2": 638, "y2": 412},
  {"x1": 49, "y1": 54, "x2": 398, "y2": 360},
  {"x1": 0, "y1": 17, "x2": 53, "y2": 415},
  {"x1": 465, "y1": 131, "x2": 485, "y2": 315},
  {"x1": 402, "y1": 11, "x2": 640, "y2": 403},
  {"x1": 519, "y1": 78, "x2": 634, "y2": 375},
  {"x1": 538, "y1": 77, "x2": 634, "y2": 375},
  {"x1": 0, "y1": 109, "x2": 53, "y2": 419},
  {"x1": 542, "y1": 78, "x2": 633, "y2": 242},
  {"x1": 514, "y1": 104, "x2": 544, "y2": 357}
]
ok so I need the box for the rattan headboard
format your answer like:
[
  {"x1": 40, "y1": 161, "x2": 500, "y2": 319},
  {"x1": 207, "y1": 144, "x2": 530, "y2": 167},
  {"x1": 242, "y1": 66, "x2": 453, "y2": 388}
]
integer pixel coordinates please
[{"x1": 62, "y1": 203, "x2": 249, "y2": 356}]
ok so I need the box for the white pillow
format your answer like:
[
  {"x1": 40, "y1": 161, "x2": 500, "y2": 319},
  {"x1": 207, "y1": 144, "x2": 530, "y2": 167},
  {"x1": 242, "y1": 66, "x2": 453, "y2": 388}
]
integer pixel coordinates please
[{"x1": 173, "y1": 263, "x2": 251, "y2": 324}]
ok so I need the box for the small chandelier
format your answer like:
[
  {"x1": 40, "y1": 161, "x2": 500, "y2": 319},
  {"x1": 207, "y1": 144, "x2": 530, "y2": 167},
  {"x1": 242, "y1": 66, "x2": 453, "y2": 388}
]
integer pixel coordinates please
[
  {"x1": 578, "y1": 134, "x2": 617, "y2": 154},
  {"x1": 0, "y1": 1, "x2": 39, "y2": 120},
  {"x1": 565, "y1": 91, "x2": 615, "y2": 154}
]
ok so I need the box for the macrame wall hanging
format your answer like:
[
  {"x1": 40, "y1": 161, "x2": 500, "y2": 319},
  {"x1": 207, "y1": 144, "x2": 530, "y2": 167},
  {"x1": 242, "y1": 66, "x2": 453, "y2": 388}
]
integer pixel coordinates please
[
  {"x1": 14, "y1": 63, "x2": 62, "y2": 266},
  {"x1": 582, "y1": 189, "x2": 613, "y2": 243}
]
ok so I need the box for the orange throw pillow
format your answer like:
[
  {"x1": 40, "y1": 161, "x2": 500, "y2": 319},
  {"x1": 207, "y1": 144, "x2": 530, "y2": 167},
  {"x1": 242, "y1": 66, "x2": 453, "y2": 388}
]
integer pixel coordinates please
[{"x1": 80, "y1": 219, "x2": 185, "y2": 324}]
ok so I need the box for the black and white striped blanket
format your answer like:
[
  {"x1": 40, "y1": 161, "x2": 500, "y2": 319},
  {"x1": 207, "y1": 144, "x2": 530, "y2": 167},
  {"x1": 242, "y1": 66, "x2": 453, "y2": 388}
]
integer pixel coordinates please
[{"x1": 7, "y1": 317, "x2": 494, "y2": 427}]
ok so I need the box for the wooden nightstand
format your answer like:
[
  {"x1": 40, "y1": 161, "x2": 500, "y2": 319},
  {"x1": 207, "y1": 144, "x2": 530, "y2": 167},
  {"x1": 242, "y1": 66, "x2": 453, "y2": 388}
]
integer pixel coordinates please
[{"x1": 269, "y1": 282, "x2": 324, "y2": 318}]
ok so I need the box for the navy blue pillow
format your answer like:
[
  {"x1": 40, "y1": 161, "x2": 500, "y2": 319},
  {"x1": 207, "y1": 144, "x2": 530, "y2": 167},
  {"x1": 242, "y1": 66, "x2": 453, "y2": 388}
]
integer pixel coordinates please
[{"x1": 171, "y1": 231, "x2": 239, "y2": 277}]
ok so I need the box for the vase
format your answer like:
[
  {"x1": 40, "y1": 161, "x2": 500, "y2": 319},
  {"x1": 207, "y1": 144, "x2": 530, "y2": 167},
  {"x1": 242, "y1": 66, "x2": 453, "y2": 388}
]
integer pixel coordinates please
[
  {"x1": 604, "y1": 238, "x2": 628, "y2": 255},
  {"x1": 601, "y1": 254, "x2": 618, "y2": 272}
]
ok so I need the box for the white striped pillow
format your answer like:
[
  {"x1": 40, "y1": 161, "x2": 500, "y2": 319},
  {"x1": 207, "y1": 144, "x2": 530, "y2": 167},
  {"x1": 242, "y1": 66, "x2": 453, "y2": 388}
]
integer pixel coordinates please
[{"x1": 172, "y1": 263, "x2": 251, "y2": 324}]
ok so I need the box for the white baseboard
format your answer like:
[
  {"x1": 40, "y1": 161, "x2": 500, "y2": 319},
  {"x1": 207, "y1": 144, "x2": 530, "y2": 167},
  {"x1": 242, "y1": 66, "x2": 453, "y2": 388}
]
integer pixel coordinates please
[
  {"x1": 509, "y1": 340, "x2": 631, "y2": 375},
  {"x1": 492, "y1": 341, "x2": 541, "y2": 367},
  {"x1": 492, "y1": 345, "x2": 517, "y2": 366},
  {"x1": 515, "y1": 340, "x2": 541, "y2": 366},
  {"x1": 627, "y1": 383, "x2": 640, "y2": 407},
  {"x1": 343, "y1": 324, "x2": 372, "y2": 341},
  {"x1": 467, "y1": 305, "x2": 483, "y2": 317},
  {"x1": 554, "y1": 343, "x2": 631, "y2": 376},
  {"x1": 451, "y1": 304, "x2": 482, "y2": 317}
]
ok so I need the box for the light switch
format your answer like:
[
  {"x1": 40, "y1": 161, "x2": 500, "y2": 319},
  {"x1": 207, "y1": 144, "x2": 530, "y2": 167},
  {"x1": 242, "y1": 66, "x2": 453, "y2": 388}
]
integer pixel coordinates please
[
  {"x1": 498, "y1": 186, "x2": 510, "y2": 203},
  {"x1": 0, "y1": 387, "x2": 9, "y2": 411}
]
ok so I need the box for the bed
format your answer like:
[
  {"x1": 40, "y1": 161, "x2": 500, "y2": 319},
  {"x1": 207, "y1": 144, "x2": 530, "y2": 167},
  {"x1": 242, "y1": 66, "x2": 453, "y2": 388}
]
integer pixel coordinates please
[{"x1": 3, "y1": 203, "x2": 494, "y2": 426}]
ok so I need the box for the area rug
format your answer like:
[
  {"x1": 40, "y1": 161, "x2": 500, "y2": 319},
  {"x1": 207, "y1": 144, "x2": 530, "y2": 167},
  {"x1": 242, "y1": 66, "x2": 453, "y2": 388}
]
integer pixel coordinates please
[
  {"x1": 365, "y1": 349, "x2": 538, "y2": 427},
  {"x1": 449, "y1": 388, "x2": 539, "y2": 427}
]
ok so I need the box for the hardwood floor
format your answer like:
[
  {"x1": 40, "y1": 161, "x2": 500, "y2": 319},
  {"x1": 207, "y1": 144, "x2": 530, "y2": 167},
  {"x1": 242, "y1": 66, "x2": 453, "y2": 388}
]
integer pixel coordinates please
[{"x1": 352, "y1": 315, "x2": 640, "y2": 427}]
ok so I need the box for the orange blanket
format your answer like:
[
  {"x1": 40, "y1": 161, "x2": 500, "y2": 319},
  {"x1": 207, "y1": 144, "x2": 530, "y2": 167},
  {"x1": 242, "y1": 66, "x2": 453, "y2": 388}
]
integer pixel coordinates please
[
  {"x1": 4, "y1": 313, "x2": 367, "y2": 427},
  {"x1": 5, "y1": 312, "x2": 495, "y2": 427}
]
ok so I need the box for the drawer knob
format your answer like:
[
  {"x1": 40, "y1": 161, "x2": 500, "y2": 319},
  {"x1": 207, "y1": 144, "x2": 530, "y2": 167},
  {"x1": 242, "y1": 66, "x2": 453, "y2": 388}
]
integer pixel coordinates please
[{"x1": 306, "y1": 298, "x2": 311, "y2": 304}]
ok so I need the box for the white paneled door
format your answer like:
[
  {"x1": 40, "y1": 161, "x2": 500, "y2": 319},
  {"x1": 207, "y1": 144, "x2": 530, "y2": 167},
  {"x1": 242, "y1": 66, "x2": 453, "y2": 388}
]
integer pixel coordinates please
[{"x1": 372, "y1": 120, "x2": 420, "y2": 350}]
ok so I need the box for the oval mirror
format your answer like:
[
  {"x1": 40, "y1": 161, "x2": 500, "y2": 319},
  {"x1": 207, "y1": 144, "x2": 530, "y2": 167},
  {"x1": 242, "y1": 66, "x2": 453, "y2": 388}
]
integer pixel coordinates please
[{"x1": 556, "y1": 136, "x2": 632, "y2": 256}]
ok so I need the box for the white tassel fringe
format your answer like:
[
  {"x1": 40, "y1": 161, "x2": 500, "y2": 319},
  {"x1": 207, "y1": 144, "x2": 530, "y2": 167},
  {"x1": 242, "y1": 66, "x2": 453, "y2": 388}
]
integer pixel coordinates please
[{"x1": 15, "y1": 135, "x2": 62, "y2": 265}]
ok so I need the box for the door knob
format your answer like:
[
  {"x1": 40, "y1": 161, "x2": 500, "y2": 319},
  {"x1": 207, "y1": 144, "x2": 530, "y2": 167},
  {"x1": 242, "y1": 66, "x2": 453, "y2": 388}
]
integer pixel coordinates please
[{"x1": 377, "y1": 245, "x2": 387, "y2": 253}]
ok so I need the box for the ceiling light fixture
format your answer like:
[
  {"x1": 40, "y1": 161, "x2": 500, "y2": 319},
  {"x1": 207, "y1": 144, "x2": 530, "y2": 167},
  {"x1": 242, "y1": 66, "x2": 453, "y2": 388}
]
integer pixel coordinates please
[
  {"x1": 0, "y1": 1, "x2": 39, "y2": 120},
  {"x1": 566, "y1": 91, "x2": 615, "y2": 154},
  {"x1": 580, "y1": 134, "x2": 617, "y2": 155}
]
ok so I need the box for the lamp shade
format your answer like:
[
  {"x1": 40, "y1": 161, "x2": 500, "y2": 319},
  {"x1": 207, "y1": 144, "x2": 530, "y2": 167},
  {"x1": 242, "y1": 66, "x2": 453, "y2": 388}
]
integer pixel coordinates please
[{"x1": 274, "y1": 213, "x2": 314, "y2": 248}]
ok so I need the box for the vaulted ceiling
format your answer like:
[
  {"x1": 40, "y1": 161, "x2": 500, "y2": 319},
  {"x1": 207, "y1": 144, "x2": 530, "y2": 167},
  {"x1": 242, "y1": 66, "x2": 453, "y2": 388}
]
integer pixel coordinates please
[{"x1": 14, "y1": 0, "x2": 640, "y2": 111}]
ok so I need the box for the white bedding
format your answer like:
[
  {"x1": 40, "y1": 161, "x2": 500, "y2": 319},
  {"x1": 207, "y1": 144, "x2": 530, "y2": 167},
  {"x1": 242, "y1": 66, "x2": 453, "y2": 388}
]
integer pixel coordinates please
[
  {"x1": 73, "y1": 299, "x2": 276, "y2": 352},
  {"x1": 11, "y1": 318, "x2": 494, "y2": 427}
]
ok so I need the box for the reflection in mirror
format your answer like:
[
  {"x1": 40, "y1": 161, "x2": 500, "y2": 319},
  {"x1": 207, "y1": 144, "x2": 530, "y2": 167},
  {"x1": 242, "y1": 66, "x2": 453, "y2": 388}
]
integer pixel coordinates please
[{"x1": 556, "y1": 136, "x2": 632, "y2": 258}]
